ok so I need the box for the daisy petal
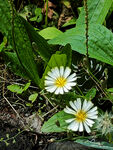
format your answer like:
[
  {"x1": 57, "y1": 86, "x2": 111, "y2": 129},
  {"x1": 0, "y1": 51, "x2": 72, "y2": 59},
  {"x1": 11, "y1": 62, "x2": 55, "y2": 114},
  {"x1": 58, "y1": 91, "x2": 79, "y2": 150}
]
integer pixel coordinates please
[
  {"x1": 59, "y1": 87, "x2": 64, "y2": 94},
  {"x1": 87, "y1": 115, "x2": 98, "y2": 119},
  {"x1": 66, "y1": 82, "x2": 76, "y2": 87},
  {"x1": 79, "y1": 122, "x2": 83, "y2": 132},
  {"x1": 88, "y1": 107, "x2": 97, "y2": 113},
  {"x1": 45, "y1": 80, "x2": 54, "y2": 86},
  {"x1": 68, "y1": 121, "x2": 79, "y2": 131},
  {"x1": 87, "y1": 111, "x2": 98, "y2": 116},
  {"x1": 84, "y1": 101, "x2": 93, "y2": 111},
  {"x1": 45, "y1": 76, "x2": 54, "y2": 81},
  {"x1": 55, "y1": 88, "x2": 60, "y2": 94},
  {"x1": 52, "y1": 67, "x2": 60, "y2": 77},
  {"x1": 64, "y1": 106, "x2": 75, "y2": 114},
  {"x1": 67, "y1": 77, "x2": 77, "y2": 82},
  {"x1": 63, "y1": 67, "x2": 71, "y2": 78},
  {"x1": 67, "y1": 73, "x2": 77, "y2": 82},
  {"x1": 65, "y1": 118, "x2": 75, "y2": 123},
  {"x1": 64, "y1": 84, "x2": 72, "y2": 90},
  {"x1": 74, "y1": 98, "x2": 81, "y2": 110},
  {"x1": 48, "y1": 71, "x2": 57, "y2": 79},
  {"x1": 63, "y1": 86, "x2": 69, "y2": 92},
  {"x1": 45, "y1": 86, "x2": 57, "y2": 93},
  {"x1": 69, "y1": 101, "x2": 78, "y2": 111},
  {"x1": 82, "y1": 99, "x2": 88, "y2": 110},
  {"x1": 85, "y1": 119, "x2": 94, "y2": 127},
  {"x1": 83, "y1": 122, "x2": 91, "y2": 133},
  {"x1": 60, "y1": 66, "x2": 64, "y2": 77}
]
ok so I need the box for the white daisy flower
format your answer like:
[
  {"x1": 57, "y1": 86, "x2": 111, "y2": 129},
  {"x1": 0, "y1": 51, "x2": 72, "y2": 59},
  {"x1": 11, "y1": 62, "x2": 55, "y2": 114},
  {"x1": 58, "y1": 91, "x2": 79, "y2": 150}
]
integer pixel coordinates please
[
  {"x1": 64, "y1": 98, "x2": 98, "y2": 133},
  {"x1": 45, "y1": 66, "x2": 77, "y2": 94}
]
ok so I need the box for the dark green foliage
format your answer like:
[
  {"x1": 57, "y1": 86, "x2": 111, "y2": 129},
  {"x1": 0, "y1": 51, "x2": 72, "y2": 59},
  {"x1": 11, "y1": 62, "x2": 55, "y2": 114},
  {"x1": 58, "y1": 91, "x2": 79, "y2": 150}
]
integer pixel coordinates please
[
  {"x1": 49, "y1": 24, "x2": 113, "y2": 66},
  {"x1": 0, "y1": 0, "x2": 11, "y2": 36},
  {"x1": 3, "y1": 52, "x2": 29, "y2": 79},
  {"x1": 76, "y1": 0, "x2": 112, "y2": 26},
  {"x1": 41, "y1": 111, "x2": 73, "y2": 132},
  {"x1": 76, "y1": 139, "x2": 113, "y2": 150},
  {"x1": 12, "y1": 15, "x2": 41, "y2": 86},
  {"x1": 60, "y1": 44, "x2": 72, "y2": 67},
  {"x1": 21, "y1": 17, "x2": 52, "y2": 62}
]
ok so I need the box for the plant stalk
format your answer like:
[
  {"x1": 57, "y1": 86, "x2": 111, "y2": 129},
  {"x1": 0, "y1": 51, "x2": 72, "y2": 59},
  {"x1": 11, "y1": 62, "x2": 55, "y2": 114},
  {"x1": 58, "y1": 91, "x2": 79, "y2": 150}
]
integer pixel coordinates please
[
  {"x1": 84, "y1": 0, "x2": 89, "y2": 64},
  {"x1": 45, "y1": 0, "x2": 48, "y2": 27}
]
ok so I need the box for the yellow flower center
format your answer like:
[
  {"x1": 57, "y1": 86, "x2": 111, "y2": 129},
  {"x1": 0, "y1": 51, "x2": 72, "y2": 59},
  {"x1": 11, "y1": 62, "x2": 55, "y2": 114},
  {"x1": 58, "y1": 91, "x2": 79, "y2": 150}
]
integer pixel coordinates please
[
  {"x1": 75, "y1": 110, "x2": 87, "y2": 122},
  {"x1": 55, "y1": 77, "x2": 67, "y2": 87}
]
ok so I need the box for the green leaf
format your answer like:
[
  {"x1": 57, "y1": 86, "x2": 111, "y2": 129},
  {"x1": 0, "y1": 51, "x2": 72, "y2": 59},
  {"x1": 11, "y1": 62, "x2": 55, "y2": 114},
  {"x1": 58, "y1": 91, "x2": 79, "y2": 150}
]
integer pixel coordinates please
[
  {"x1": 107, "y1": 88, "x2": 113, "y2": 92},
  {"x1": 41, "y1": 110, "x2": 72, "y2": 132},
  {"x1": 30, "y1": 8, "x2": 43, "y2": 23},
  {"x1": 62, "y1": 18, "x2": 76, "y2": 27},
  {"x1": 85, "y1": 88, "x2": 96, "y2": 100},
  {"x1": 23, "y1": 82, "x2": 31, "y2": 91},
  {"x1": 0, "y1": 37, "x2": 7, "y2": 52},
  {"x1": 7, "y1": 84, "x2": 24, "y2": 94},
  {"x1": 60, "y1": 44, "x2": 72, "y2": 67},
  {"x1": 26, "y1": 103, "x2": 33, "y2": 107},
  {"x1": 7, "y1": 82, "x2": 30, "y2": 94},
  {"x1": 3, "y1": 52, "x2": 29, "y2": 79},
  {"x1": 0, "y1": 0, "x2": 11, "y2": 36},
  {"x1": 76, "y1": 0, "x2": 112, "y2": 26},
  {"x1": 40, "y1": 53, "x2": 67, "y2": 88},
  {"x1": 49, "y1": 24, "x2": 113, "y2": 66},
  {"x1": 76, "y1": 139, "x2": 113, "y2": 150},
  {"x1": 28, "y1": 93, "x2": 38, "y2": 103},
  {"x1": 30, "y1": 16, "x2": 37, "y2": 21},
  {"x1": 35, "y1": 8, "x2": 42, "y2": 16},
  {"x1": 39, "y1": 27, "x2": 63, "y2": 40},
  {"x1": 21, "y1": 16, "x2": 52, "y2": 62},
  {"x1": 13, "y1": 15, "x2": 40, "y2": 86}
]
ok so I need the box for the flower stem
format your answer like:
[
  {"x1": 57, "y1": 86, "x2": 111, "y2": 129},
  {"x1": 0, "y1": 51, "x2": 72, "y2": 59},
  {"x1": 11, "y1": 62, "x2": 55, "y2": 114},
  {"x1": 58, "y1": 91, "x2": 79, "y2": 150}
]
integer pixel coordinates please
[{"x1": 45, "y1": 0, "x2": 48, "y2": 27}]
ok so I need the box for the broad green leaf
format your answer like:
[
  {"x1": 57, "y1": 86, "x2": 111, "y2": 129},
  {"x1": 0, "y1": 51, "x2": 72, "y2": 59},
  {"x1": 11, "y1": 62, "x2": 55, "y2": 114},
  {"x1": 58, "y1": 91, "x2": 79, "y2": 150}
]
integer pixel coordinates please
[
  {"x1": 76, "y1": 139, "x2": 113, "y2": 150},
  {"x1": 28, "y1": 93, "x2": 38, "y2": 103},
  {"x1": 7, "y1": 82, "x2": 30, "y2": 94},
  {"x1": 3, "y1": 52, "x2": 29, "y2": 79},
  {"x1": 49, "y1": 24, "x2": 113, "y2": 66},
  {"x1": 7, "y1": 84, "x2": 24, "y2": 94},
  {"x1": 41, "y1": 111, "x2": 73, "y2": 132},
  {"x1": 21, "y1": 16, "x2": 52, "y2": 62},
  {"x1": 13, "y1": 15, "x2": 40, "y2": 86},
  {"x1": 0, "y1": 0, "x2": 11, "y2": 36},
  {"x1": 40, "y1": 53, "x2": 67, "y2": 88},
  {"x1": 39, "y1": 27, "x2": 63, "y2": 40},
  {"x1": 76, "y1": 0, "x2": 112, "y2": 26},
  {"x1": 60, "y1": 44, "x2": 72, "y2": 67},
  {"x1": 107, "y1": 88, "x2": 113, "y2": 92},
  {"x1": 85, "y1": 88, "x2": 96, "y2": 101}
]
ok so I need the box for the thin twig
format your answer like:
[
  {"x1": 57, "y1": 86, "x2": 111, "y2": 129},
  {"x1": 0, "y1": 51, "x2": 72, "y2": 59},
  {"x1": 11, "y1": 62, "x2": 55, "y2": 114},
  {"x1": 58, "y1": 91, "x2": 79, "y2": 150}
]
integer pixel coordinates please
[
  {"x1": 42, "y1": 105, "x2": 58, "y2": 118},
  {"x1": 3, "y1": 95, "x2": 21, "y2": 118},
  {"x1": 40, "y1": 92, "x2": 55, "y2": 107}
]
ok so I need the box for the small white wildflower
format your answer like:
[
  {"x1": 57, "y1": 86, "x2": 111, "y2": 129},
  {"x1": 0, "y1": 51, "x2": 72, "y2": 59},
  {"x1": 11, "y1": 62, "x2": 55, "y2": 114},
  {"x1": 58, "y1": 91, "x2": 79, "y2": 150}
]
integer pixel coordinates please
[
  {"x1": 45, "y1": 66, "x2": 77, "y2": 94},
  {"x1": 64, "y1": 98, "x2": 98, "y2": 133},
  {"x1": 96, "y1": 111, "x2": 113, "y2": 135}
]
